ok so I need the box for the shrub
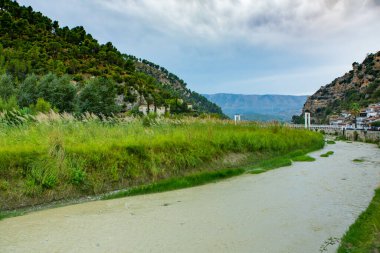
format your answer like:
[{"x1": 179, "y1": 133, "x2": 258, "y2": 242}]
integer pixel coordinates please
[
  {"x1": 30, "y1": 98, "x2": 52, "y2": 114},
  {"x1": 0, "y1": 96, "x2": 19, "y2": 112},
  {"x1": 28, "y1": 163, "x2": 58, "y2": 189},
  {"x1": 142, "y1": 114, "x2": 158, "y2": 127},
  {"x1": 353, "y1": 131, "x2": 359, "y2": 141},
  {"x1": 0, "y1": 109, "x2": 34, "y2": 126},
  {"x1": 70, "y1": 168, "x2": 86, "y2": 185},
  {"x1": 0, "y1": 180, "x2": 9, "y2": 191}
]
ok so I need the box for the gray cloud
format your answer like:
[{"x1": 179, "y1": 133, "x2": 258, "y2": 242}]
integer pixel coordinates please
[
  {"x1": 15, "y1": 0, "x2": 380, "y2": 95},
  {"x1": 95, "y1": 0, "x2": 380, "y2": 46}
]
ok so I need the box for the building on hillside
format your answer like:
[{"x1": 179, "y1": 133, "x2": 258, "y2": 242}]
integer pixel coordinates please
[
  {"x1": 156, "y1": 106, "x2": 167, "y2": 115},
  {"x1": 365, "y1": 116, "x2": 380, "y2": 125},
  {"x1": 138, "y1": 104, "x2": 148, "y2": 115},
  {"x1": 329, "y1": 115, "x2": 345, "y2": 126},
  {"x1": 368, "y1": 104, "x2": 380, "y2": 115},
  {"x1": 328, "y1": 102, "x2": 380, "y2": 129},
  {"x1": 356, "y1": 117, "x2": 366, "y2": 129},
  {"x1": 359, "y1": 110, "x2": 367, "y2": 118},
  {"x1": 148, "y1": 104, "x2": 155, "y2": 113},
  {"x1": 341, "y1": 111, "x2": 351, "y2": 118},
  {"x1": 138, "y1": 104, "x2": 168, "y2": 116}
]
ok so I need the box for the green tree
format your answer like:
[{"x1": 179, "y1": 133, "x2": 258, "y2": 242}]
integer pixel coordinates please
[
  {"x1": 0, "y1": 43, "x2": 5, "y2": 74},
  {"x1": 18, "y1": 74, "x2": 39, "y2": 107},
  {"x1": 49, "y1": 75, "x2": 76, "y2": 112},
  {"x1": 38, "y1": 73, "x2": 76, "y2": 112},
  {"x1": 0, "y1": 95, "x2": 19, "y2": 111},
  {"x1": 38, "y1": 73, "x2": 57, "y2": 100},
  {"x1": 371, "y1": 121, "x2": 380, "y2": 127},
  {"x1": 78, "y1": 77, "x2": 120, "y2": 116},
  {"x1": 292, "y1": 115, "x2": 305, "y2": 124},
  {"x1": 0, "y1": 74, "x2": 16, "y2": 100},
  {"x1": 30, "y1": 98, "x2": 52, "y2": 113},
  {"x1": 350, "y1": 103, "x2": 361, "y2": 129}
]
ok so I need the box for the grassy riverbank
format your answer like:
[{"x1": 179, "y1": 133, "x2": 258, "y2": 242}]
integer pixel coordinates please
[
  {"x1": 338, "y1": 188, "x2": 380, "y2": 252},
  {"x1": 0, "y1": 116, "x2": 324, "y2": 211}
]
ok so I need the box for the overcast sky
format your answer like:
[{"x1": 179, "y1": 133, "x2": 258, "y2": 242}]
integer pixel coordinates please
[{"x1": 17, "y1": 0, "x2": 380, "y2": 95}]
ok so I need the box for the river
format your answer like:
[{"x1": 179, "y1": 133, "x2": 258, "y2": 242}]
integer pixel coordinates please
[{"x1": 1, "y1": 141, "x2": 379, "y2": 252}]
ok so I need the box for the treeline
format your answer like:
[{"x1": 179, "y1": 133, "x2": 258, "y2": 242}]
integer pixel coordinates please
[
  {"x1": 0, "y1": 73, "x2": 213, "y2": 117},
  {"x1": 0, "y1": 0, "x2": 133, "y2": 81},
  {"x1": 0, "y1": 73, "x2": 121, "y2": 116},
  {"x1": 0, "y1": 0, "x2": 224, "y2": 116}
]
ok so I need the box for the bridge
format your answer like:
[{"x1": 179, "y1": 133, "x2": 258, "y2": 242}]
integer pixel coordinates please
[
  {"x1": 284, "y1": 123, "x2": 380, "y2": 143},
  {"x1": 285, "y1": 124, "x2": 342, "y2": 131}
]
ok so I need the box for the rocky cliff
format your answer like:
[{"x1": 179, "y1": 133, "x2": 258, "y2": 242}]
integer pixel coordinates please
[
  {"x1": 302, "y1": 51, "x2": 380, "y2": 123},
  {"x1": 134, "y1": 60, "x2": 223, "y2": 115}
]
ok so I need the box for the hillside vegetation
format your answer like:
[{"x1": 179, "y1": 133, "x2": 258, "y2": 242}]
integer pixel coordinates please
[
  {"x1": 0, "y1": 115, "x2": 324, "y2": 210},
  {"x1": 302, "y1": 51, "x2": 380, "y2": 123},
  {"x1": 0, "y1": 0, "x2": 223, "y2": 116}
]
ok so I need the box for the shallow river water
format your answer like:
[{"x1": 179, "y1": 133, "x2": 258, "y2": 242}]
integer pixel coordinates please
[{"x1": 1, "y1": 141, "x2": 380, "y2": 253}]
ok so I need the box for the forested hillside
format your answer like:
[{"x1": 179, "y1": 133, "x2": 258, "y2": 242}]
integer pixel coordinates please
[{"x1": 0, "y1": 0, "x2": 223, "y2": 116}]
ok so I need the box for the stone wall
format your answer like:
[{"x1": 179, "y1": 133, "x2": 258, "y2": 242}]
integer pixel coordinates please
[
  {"x1": 287, "y1": 124, "x2": 380, "y2": 143},
  {"x1": 312, "y1": 128, "x2": 380, "y2": 142},
  {"x1": 344, "y1": 130, "x2": 380, "y2": 142}
]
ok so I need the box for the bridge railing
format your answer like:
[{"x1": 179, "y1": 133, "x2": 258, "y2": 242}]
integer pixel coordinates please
[{"x1": 285, "y1": 124, "x2": 342, "y2": 130}]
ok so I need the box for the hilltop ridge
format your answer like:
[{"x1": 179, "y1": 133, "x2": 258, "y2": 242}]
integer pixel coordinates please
[
  {"x1": 302, "y1": 51, "x2": 380, "y2": 123},
  {"x1": 0, "y1": 0, "x2": 223, "y2": 116}
]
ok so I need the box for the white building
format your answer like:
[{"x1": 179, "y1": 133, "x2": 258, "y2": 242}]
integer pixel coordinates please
[
  {"x1": 138, "y1": 104, "x2": 148, "y2": 115},
  {"x1": 138, "y1": 104, "x2": 167, "y2": 116},
  {"x1": 156, "y1": 106, "x2": 167, "y2": 116}
]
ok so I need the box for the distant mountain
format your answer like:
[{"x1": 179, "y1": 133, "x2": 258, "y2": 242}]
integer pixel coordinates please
[
  {"x1": 203, "y1": 94, "x2": 308, "y2": 122},
  {"x1": 303, "y1": 51, "x2": 380, "y2": 124}
]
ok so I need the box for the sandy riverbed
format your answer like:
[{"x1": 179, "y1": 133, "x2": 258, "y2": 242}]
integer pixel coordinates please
[{"x1": 1, "y1": 141, "x2": 380, "y2": 253}]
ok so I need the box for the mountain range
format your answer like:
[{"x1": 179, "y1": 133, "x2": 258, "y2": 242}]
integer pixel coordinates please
[{"x1": 204, "y1": 94, "x2": 308, "y2": 122}]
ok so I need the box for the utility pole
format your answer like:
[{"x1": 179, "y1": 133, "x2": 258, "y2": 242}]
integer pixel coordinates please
[
  {"x1": 234, "y1": 114, "x2": 241, "y2": 125},
  {"x1": 304, "y1": 112, "x2": 311, "y2": 129}
]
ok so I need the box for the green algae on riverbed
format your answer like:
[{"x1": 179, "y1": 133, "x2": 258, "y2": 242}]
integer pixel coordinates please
[
  {"x1": 292, "y1": 155, "x2": 316, "y2": 162},
  {"x1": 320, "y1": 151, "x2": 334, "y2": 157},
  {"x1": 103, "y1": 168, "x2": 245, "y2": 200}
]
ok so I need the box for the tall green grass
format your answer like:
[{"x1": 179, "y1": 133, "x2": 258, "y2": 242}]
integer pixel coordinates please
[{"x1": 0, "y1": 118, "x2": 324, "y2": 210}]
